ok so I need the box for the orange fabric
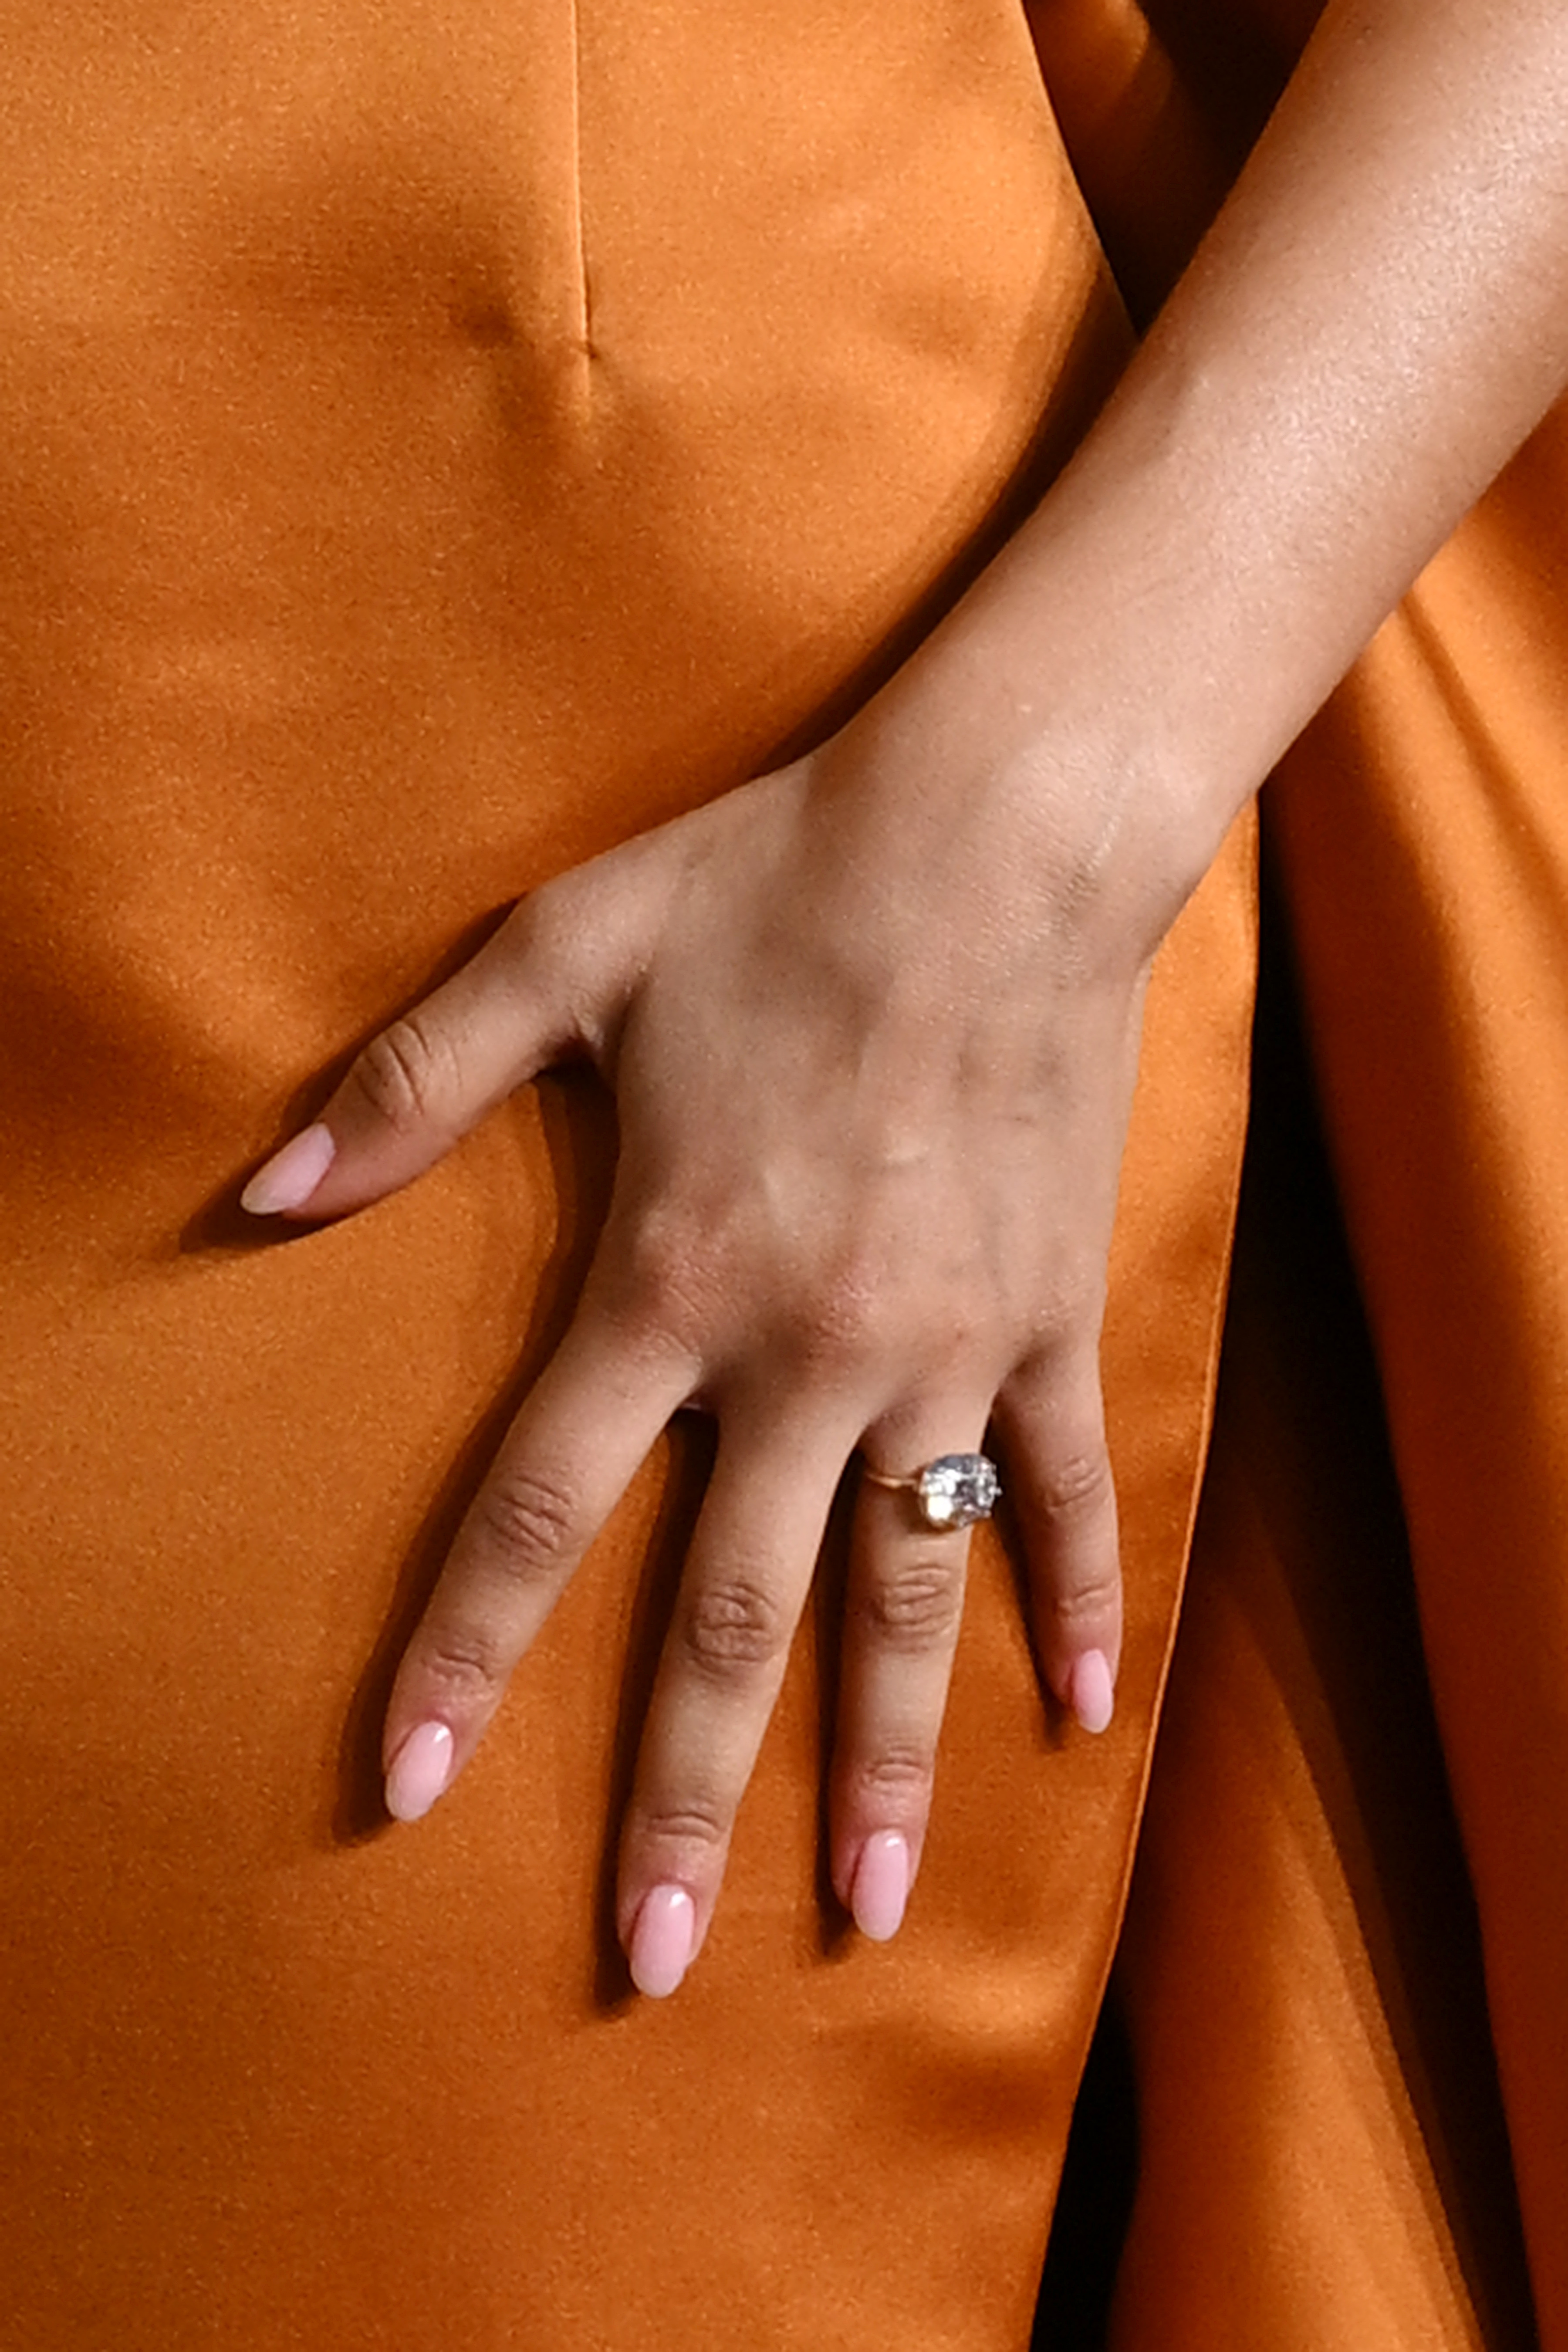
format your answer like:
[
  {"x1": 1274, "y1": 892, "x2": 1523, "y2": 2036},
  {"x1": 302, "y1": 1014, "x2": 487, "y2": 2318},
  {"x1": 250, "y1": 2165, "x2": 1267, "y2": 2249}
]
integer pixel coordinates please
[
  {"x1": 0, "y1": 6, "x2": 1252, "y2": 2346},
  {"x1": 1109, "y1": 979, "x2": 1540, "y2": 2350},
  {"x1": 3, "y1": 1, "x2": 1561, "y2": 2345}
]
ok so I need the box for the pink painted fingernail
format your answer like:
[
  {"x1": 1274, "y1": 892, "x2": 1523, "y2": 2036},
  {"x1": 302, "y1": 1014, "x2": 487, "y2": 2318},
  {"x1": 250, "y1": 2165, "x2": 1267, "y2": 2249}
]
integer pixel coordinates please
[
  {"x1": 385, "y1": 1721, "x2": 455, "y2": 1822},
  {"x1": 1070, "y1": 1650, "x2": 1116, "y2": 1735},
  {"x1": 851, "y1": 1830, "x2": 910, "y2": 1943},
  {"x1": 240, "y1": 1122, "x2": 336, "y2": 1215},
  {"x1": 629, "y1": 1885, "x2": 696, "y2": 1998}
]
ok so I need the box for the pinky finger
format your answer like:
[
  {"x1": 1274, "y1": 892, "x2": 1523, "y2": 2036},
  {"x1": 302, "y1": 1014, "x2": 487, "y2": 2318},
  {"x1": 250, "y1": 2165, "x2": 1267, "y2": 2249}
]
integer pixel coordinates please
[{"x1": 994, "y1": 1351, "x2": 1122, "y2": 1736}]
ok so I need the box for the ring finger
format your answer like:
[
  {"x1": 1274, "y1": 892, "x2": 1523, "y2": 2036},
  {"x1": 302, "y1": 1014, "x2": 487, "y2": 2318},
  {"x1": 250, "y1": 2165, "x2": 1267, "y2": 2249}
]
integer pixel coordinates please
[{"x1": 829, "y1": 1402, "x2": 1000, "y2": 1945}]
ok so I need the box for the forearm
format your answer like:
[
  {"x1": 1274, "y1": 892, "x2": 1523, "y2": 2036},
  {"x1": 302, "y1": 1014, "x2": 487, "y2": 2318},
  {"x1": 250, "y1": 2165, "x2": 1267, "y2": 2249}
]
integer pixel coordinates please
[{"x1": 923, "y1": 0, "x2": 1568, "y2": 890}]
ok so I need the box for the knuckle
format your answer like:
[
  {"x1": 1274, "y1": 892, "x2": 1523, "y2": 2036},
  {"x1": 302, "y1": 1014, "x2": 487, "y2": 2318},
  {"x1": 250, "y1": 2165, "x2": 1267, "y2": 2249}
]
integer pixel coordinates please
[
  {"x1": 678, "y1": 1576, "x2": 789, "y2": 1683},
  {"x1": 1033, "y1": 1446, "x2": 1115, "y2": 1523},
  {"x1": 794, "y1": 1258, "x2": 891, "y2": 1371},
  {"x1": 508, "y1": 891, "x2": 606, "y2": 1050},
  {"x1": 348, "y1": 1013, "x2": 456, "y2": 1138},
  {"x1": 505, "y1": 884, "x2": 567, "y2": 963},
  {"x1": 412, "y1": 1625, "x2": 509, "y2": 1706},
  {"x1": 633, "y1": 1801, "x2": 730, "y2": 1854},
  {"x1": 468, "y1": 1465, "x2": 581, "y2": 1586},
  {"x1": 513, "y1": 865, "x2": 598, "y2": 959},
  {"x1": 857, "y1": 1555, "x2": 965, "y2": 1654},
  {"x1": 933, "y1": 1300, "x2": 992, "y2": 1363},
  {"x1": 849, "y1": 1745, "x2": 935, "y2": 1811},
  {"x1": 1047, "y1": 1561, "x2": 1123, "y2": 1636},
  {"x1": 1016, "y1": 1290, "x2": 1105, "y2": 1375}
]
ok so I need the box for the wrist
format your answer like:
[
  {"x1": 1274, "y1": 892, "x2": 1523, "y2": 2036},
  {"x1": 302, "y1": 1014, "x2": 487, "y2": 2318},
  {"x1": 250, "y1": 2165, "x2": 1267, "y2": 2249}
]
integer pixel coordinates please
[{"x1": 819, "y1": 605, "x2": 1229, "y2": 987}]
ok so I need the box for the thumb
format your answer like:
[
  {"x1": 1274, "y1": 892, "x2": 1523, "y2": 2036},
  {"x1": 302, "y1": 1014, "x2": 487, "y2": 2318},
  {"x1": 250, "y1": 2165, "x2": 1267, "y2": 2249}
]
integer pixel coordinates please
[{"x1": 240, "y1": 885, "x2": 612, "y2": 1223}]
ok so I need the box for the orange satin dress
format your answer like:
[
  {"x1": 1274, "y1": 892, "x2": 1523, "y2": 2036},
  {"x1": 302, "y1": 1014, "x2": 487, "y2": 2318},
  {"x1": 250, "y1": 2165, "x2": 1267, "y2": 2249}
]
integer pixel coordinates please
[{"x1": 0, "y1": 2, "x2": 1558, "y2": 2347}]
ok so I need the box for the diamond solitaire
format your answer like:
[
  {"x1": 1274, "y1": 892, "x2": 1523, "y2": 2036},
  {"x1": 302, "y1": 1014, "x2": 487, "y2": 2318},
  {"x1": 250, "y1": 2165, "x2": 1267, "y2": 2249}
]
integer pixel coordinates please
[{"x1": 863, "y1": 1451, "x2": 1001, "y2": 1531}]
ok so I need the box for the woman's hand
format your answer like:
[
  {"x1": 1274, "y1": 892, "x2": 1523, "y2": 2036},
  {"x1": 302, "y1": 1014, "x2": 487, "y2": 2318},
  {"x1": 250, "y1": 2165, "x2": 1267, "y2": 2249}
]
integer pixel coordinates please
[{"x1": 242, "y1": 644, "x2": 1197, "y2": 1996}]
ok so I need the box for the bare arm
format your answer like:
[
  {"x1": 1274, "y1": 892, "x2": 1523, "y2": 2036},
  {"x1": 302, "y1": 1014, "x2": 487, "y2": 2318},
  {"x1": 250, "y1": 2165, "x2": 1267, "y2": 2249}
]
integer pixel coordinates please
[{"x1": 933, "y1": 0, "x2": 1568, "y2": 880}]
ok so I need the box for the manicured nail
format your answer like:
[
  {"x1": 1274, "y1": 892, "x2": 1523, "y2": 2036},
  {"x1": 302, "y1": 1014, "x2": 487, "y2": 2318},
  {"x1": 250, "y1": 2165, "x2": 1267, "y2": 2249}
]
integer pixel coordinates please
[
  {"x1": 240, "y1": 1123, "x2": 336, "y2": 1215},
  {"x1": 1070, "y1": 1649, "x2": 1115, "y2": 1735},
  {"x1": 629, "y1": 1885, "x2": 696, "y2": 1998},
  {"x1": 385, "y1": 1721, "x2": 455, "y2": 1822},
  {"x1": 851, "y1": 1830, "x2": 910, "y2": 1943}
]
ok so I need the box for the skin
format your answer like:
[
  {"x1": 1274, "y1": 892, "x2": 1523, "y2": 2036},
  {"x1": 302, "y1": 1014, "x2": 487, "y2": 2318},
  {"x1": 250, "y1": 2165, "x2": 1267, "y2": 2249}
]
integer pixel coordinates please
[{"x1": 245, "y1": 0, "x2": 1568, "y2": 1994}]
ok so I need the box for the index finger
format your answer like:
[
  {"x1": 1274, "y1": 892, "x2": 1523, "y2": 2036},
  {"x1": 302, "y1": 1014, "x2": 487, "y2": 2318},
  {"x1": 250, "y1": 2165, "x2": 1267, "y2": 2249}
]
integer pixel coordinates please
[{"x1": 382, "y1": 1311, "x2": 696, "y2": 1821}]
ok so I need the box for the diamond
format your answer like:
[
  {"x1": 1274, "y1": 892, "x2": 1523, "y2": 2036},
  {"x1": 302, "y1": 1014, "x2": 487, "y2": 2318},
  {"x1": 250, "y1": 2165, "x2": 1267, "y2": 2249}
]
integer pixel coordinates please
[{"x1": 913, "y1": 1453, "x2": 1000, "y2": 1531}]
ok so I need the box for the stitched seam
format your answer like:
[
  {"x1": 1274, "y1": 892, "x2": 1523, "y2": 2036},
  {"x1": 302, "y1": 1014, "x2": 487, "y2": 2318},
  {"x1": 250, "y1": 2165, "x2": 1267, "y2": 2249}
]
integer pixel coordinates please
[{"x1": 565, "y1": 0, "x2": 593, "y2": 356}]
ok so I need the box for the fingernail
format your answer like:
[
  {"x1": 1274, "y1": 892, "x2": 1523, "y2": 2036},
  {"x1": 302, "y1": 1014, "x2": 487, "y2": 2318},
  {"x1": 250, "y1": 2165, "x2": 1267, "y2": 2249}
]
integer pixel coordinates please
[
  {"x1": 629, "y1": 1885, "x2": 696, "y2": 1998},
  {"x1": 1070, "y1": 1649, "x2": 1116, "y2": 1735},
  {"x1": 851, "y1": 1830, "x2": 910, "y2": 1943},
  {"x1": 385, "y1": 1721, "x2": 455, "y2": 1822},
  {"x1": 240, "y1": 1123, "x2": 336, "y2": 1215}
]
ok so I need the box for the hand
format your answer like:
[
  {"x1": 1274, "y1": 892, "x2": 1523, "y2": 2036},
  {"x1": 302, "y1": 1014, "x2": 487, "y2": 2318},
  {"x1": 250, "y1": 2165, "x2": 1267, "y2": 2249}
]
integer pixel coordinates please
[{"x1": 241, "y1": 642, "x2": 1199, "y2": 1997}]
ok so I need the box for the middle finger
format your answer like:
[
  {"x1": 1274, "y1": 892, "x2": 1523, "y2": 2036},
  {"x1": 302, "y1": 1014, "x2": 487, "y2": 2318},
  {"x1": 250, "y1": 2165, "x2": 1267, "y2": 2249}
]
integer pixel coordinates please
[{"x1": 617, "y1": 1403, "x2": 862, "y2": 1996}]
